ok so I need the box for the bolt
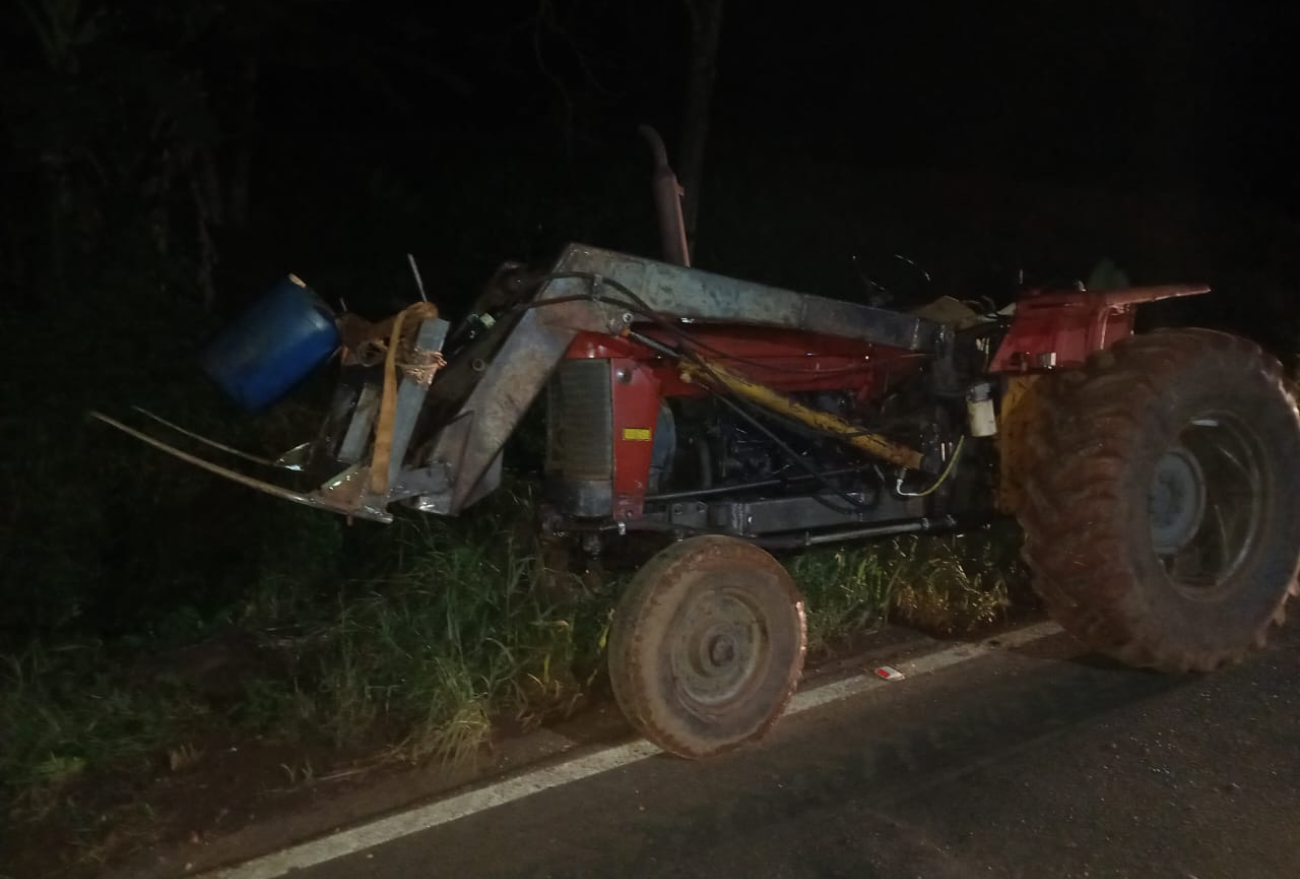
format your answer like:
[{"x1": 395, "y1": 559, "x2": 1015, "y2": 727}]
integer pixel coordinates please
[{"x1": 709, "y1": 634, "x2": 736, "y2": 666}]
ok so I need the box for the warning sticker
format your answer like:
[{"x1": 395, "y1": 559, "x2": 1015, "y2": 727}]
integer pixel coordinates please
[{"x1": 622, "y1": 428, "x2": 652, "y2": 441}]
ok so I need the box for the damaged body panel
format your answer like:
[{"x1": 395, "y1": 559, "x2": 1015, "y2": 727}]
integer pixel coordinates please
[
  {"x1": 92, "y1": 241, "x2": 1205, "y2": 546},
  {"x1": 92, "y1": 236, "x2": 1217, "y2": 560}
]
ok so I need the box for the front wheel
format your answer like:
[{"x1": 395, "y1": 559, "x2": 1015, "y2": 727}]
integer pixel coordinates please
[
  {"x1": 608, "y1": 536, "x2": 807, "y2": 758},
  {"x1": 1018, "y1": 329, "x2": 1300, "y2": 671}
]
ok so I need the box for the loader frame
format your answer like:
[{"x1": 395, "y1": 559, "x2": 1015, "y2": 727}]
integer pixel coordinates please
[{"x1": 91, "y1": 245, "x2": 1207, "y2": 536}]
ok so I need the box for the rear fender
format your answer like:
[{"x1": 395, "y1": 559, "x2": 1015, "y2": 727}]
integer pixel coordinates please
[
  {"x1": 990, "y1": 283, "x2": 1210, "y2": 514},
  {"x1": 989, "y1": 284, "x2": 1209, "y2": 374}
]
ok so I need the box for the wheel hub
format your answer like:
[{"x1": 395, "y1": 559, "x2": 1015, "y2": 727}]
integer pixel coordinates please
[
  {"x1": 705, "y1": 629, "x2": 737, "y2": 666},
  {"x1": 673, "y1": 591, "x2": 765, "y2": 708},
  {"x1": 1149, "y1": 447, "x2": 1207, "y2": 555},
  {"x1": 1149, "y1": 416, "x2": 1266, "y2": 596}
]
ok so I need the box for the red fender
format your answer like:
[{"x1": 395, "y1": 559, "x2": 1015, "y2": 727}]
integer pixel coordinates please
[{"x1": 989, "y1": 284, "x2": 1210, "y2": 373}]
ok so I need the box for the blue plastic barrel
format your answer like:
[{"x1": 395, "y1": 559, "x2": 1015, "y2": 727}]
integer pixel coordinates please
[{"x1": 202, "y1": 275, "x2": 340, "y2": 411}]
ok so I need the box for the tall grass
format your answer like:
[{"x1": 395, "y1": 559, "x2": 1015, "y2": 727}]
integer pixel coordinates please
[
  {"x1": 0, "y1": 643, "x2": 210, "y2": 817},
  {"x1": 1, "y1": 509, "x2": 1027, "y2": 829},
  {"x1": 792, "y1": 522, "x2": 1026, "y2": 655},
  {"x1": 268, "y1": 514, "x2": 593, "y2": 762}
]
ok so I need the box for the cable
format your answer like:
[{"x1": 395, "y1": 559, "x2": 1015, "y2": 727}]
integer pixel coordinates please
[{"x1": 895, "y1": 436, "x2": 966, "y2": 498}]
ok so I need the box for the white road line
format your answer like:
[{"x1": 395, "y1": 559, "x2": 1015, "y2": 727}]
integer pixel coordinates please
[{"x1": 204, "y1": 619, "x2": 1064, "y2": 879}]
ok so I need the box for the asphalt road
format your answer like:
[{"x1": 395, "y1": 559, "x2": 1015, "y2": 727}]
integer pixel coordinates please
[{"x1": 291, "y1": 623, "x2": 1300, "y2": 879}]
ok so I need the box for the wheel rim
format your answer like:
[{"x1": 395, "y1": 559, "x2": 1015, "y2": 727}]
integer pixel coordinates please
[
  {"x1": 670, "y1": 586, "x2": 770, "y2": 711},
  {"x1": 1149, "y1": 447, "x2": 1207, "y2": 554},
  {"x1": 1148, "y1": 414, "x2": 1266, "y2": 599}
]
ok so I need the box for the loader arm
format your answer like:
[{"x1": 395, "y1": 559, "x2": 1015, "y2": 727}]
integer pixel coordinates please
[
  {"x1": 92, "y1": 244, "x2": 947, "y2": 522},
  {"x1": 407, "y1": 244, "x2": 947, "y2": 515}
]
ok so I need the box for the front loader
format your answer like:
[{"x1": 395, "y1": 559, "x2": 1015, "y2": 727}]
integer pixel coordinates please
[{"x1": 94, "y1": 138, "x2": 1300, "y2": 758}]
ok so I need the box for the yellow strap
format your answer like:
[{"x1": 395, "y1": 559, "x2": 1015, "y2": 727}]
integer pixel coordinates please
[{"x1": 368, "y1": 301, "x2": 440, "y2": 499}]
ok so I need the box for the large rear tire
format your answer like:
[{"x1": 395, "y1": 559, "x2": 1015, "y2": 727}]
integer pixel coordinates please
[
  {"x1": 608, "y1": 535, "x2": 807, "y2": 758},
  {"x1": 1018, "y1": 328, "x2": 1300, "y2": 671}
]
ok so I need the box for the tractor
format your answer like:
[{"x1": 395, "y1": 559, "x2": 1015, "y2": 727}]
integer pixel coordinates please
[{"x1": 94, "y1": 133, "x2": 1300, "y2": 758}]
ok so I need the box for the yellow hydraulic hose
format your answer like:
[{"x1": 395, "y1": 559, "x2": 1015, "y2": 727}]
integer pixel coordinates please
[{"x1": 679, "y1": 357, "x2": 927, "y2": 471}]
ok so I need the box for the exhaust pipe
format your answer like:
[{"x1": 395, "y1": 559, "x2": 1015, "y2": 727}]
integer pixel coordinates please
[{"x1": 637, "y1": 125, "x2": 691, "y2": 267}]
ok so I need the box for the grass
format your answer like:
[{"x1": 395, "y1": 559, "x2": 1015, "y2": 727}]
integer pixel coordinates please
[
  {"x1": 0, "y1": 502, "x2": 1027, "y2": 831},
  {"x1": 0, "y1": 642, "x2": 211, "y2": 818},
  {"x1": 265, "y1": 510, "x2": 596, "y2": 761},
  {"x1": 792, "y1": 522, "x2": 1027, "y2": 656},
  {"x1": 0, "y1": 493, "x2": 590, "y2": 763}
]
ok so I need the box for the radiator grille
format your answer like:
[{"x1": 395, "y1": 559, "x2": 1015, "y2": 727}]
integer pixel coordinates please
[{"x1": 546, "y1": 359, "x2": 613, "y2": 480}]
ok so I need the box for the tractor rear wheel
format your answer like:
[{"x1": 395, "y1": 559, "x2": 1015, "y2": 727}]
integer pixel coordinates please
[
  {"x1": 1018, "y1": 328, "x2": 1300, "y2": 671},
  {"x1": 608, "y1": 535, "x2": 807, "y2": 758}
]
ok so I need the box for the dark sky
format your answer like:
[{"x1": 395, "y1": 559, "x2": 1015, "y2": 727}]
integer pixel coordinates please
[
  {"x1": 247, "y1": 0, "x2": 1300, "y2": 209},
  {"x1": 2, "y1": 0, "x2": 1297, "y2": 311}
]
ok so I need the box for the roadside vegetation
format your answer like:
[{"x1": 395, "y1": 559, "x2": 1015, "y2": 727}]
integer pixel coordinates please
[{"x1": 0, "y1": 486, "x2": 1026, "y2": 821}]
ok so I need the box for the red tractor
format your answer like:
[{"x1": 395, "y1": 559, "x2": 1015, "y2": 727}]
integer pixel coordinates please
[{"x1": 95, "y1": 140, "x2": 1300, "y2": 759}]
